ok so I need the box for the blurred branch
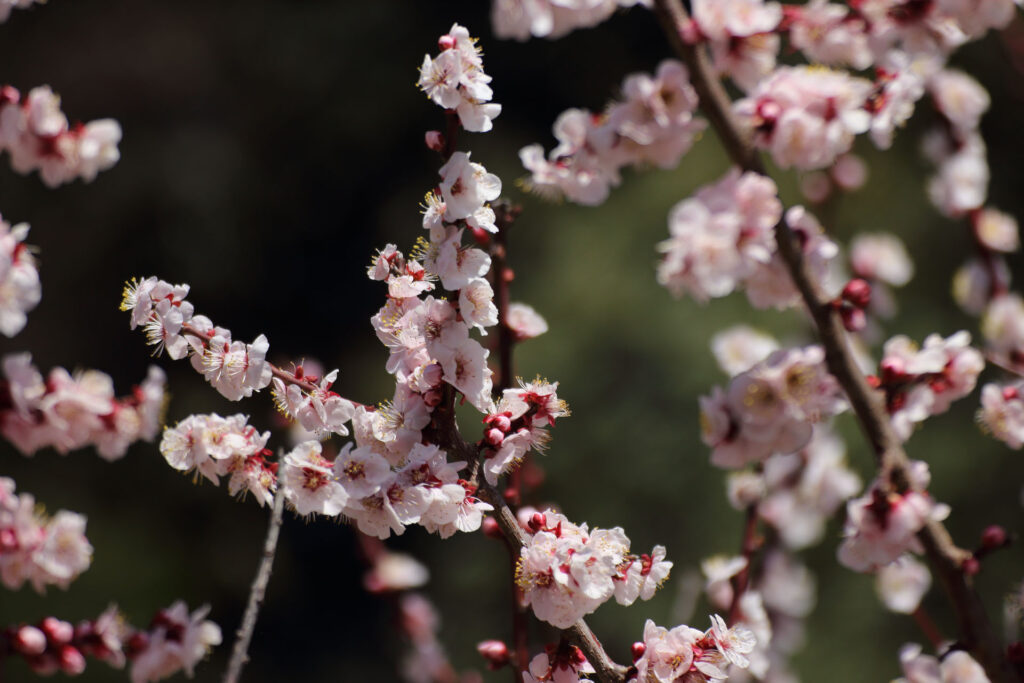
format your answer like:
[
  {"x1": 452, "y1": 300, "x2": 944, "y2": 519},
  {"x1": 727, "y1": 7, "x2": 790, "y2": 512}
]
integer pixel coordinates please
[
  {"x1": 223, "y1": 485, "x2": 286, "y2": 683},
  {"x1": 650, "y1": 1, "x2": 1013, "y2": 680}
]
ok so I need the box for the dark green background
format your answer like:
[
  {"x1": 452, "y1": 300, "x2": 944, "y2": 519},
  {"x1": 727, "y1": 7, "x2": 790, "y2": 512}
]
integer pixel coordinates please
[{"x1": 2, "y1": 1, "x2": 1023, "y2": 681}]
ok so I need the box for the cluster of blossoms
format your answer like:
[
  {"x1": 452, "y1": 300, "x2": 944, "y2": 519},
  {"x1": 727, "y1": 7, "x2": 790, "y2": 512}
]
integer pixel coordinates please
[
  {"x1": 869, "y1": 331, "x2": 984, "y2": 442},
  {"x1": 0, "y1": 478, "x2": 92, "y2": 592},
  {"x1": 632, "y1": 615, "x2": 756, "y2": 683},
  {"x1": 0, "y1": 354, "x2": 165, "y2": 460},
  {"x1": 418, "y1": 23, "x2": 501, "y2": 133},
  {"x1": 491, "y1": 0, "x2": 650, "y2": 40},
  {"x1": 894, "y1": 643, "x2": 990, "y2": 683},
  {"x1": 514, "y1": 509, "x2": 671, "y2": 628},
  {"x1": 160, "y1": 413, "x2": 276, "y2": 506},
  {"x1": 120, "y1": 277, "x2": 276, "y2": 403},
  {"x1": 0, "y1": 85, "x2": 121, "y2": 187},
  {"x1": 480, "y1": 377, "x2": 568, "y2": 485},
  {"x1": 700, "y1": 345, "x2": 845, "y2": 468},
  {"x1": 837, "y1": 460, "x2": 950, "y2": 573},
  {"x1": 0, "y1": 216, "x2": 40, "y2": 338},
  {"x1": 521, "y1": 59, "x2": 705, "y2": 205},
  {"x1": 656, "y1": 169, "x2": 838, "y2": 309},
  {"x1": 2, "y1": 603, "x2": 221, "y2": 682}
]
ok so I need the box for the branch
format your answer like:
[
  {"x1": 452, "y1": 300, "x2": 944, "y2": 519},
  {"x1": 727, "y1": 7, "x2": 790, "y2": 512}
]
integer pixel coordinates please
[
  {"x1": 223, "y1": 485, "x2": 286, "y2": 683},
  {"x1": 650, "y1": 2, "x2": 1013, "y2": 680}
]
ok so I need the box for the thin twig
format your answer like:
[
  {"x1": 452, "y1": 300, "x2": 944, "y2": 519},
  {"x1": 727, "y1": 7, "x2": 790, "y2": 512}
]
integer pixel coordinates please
[
  {"x1": 223, "y1": 486, "x2": 286, "y2": 683},
  {"x1": 650, "y1": 1, "x2": 1013, "y2": 679}
]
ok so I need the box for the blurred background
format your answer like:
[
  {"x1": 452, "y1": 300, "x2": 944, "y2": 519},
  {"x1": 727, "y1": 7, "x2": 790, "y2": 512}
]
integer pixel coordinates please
[{"x1": 2, "y1": 0, "x2": 1024, "y2": 681}]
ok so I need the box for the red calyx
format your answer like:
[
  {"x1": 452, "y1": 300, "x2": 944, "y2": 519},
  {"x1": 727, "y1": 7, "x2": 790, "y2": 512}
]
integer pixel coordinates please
[{"x1": 842, "y1": 278, "x2": 872, "y2": 309}]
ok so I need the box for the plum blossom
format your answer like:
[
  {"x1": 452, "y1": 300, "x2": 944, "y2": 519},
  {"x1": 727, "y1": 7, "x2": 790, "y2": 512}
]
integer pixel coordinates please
[
  {"x1": 0, "y1": 216, "x2": 40, "y2": 337},
  {"x1": 0, "y1": 354, "x2": 165, "y2": 460},
  {"x1": 0, "y1": 85, "x2": 121, "y2": 186},
  {"x1": 634, "y1": 616, "x2": 756, "y2": 683},
  {"x1": 516, "y1": 510, "x2": 668, "y2": 628},
  {"x1": 837, "y1": 461, "x2": 950, "y2": 572},
  {"x1": 491, "y1": 0, "x2": 651, "y2": 41},
  {"x1": 506, "y1": 302, "x2": 548, "y2": 341},
  {"x1": 734, "y1": 66, "x2": 872, "y2": 170},
  {"x1": 418, "y1": 24, "x2": 501, "y2": 132},
  {"x1": 657, "y1": 169, "x2": 782, "y2": 303},
  {"x1": 977, "y1": 382, "x2": 1024, "y2": 449},
  {"x1": 895, "y1": 643, "x2": 990, "y2": 683},
  {"x1": 876, "y1": 555, "x2": 931, "y2": 614},
  {"x1": 0, "y1": 478, "x2": 93, "y2": 592},
  {"x1": 700, "y1": 345, "x2": 845, "y2": 468},
  {"x1": 129, "y1": 602, "x2": 221, "y2": 683},
  {"x1": 711, "y1": 325, "x2": 779, "y2": 377}
]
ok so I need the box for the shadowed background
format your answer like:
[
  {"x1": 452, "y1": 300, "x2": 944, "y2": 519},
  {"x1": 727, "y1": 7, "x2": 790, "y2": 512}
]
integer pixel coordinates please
[{"x1": 2, "y1": 1, "x2": 1024, "y2": 681}]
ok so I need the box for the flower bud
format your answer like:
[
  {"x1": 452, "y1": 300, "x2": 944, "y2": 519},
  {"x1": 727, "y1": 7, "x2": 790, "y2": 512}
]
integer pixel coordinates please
[
  {"x1": 476, "y1": 640, "x2": 510, "y2": 668},
  {"x1": 481, "y1": 516, "x2": 502, "y2": 539},
  {"x1": 980, "y1": 525, "x2": 1008, "y2": 550},
  {"x1": 842, "y1": 278, "x2": 872, "y2": 309},
  {"x1": 438, "y1": 34, "x2": 456, "y2": 51},
  {"x1": 840, "y1": 306, "x2": 866, "y2": 332},
  {"x1": 528, "y1": 512, "x2": 546, "y2": 533},
  {"x1": 485, "y1": 428, "x2": 504, "y2": 447},
  {"x1": 631, "y1": 642, "x2": 646, "y2": 661},
  {"x1": 59, "y1": 645, "x2": 86, "y2": 675},
  {"x1": 40, "y1": 618, "x2": 74, "y2": 645},
  {"x1": 14, "y1": 625, "x2": 47, "y2": 656},
  {"x1": 1003, "y1": 386, "x2": 1019, "y2": 401},
  {"x1": 423, "y1": 389, "x2": 443, "y2": 408},
  {"x1": 425, "y1": 130, "x2": 444, "y2": 152},
  {"x1": 962, "y1": 556, "x2": 980, "y2": 576}
]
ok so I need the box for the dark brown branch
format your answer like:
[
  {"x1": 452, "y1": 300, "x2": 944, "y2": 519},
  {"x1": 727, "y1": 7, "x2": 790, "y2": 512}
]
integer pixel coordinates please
[
  {"x1": 650, "y1": 1, "x2": 1013, "y2": 679},
  {"x1": 223, "y1": 486, "x2": 286, "y2": 683}
]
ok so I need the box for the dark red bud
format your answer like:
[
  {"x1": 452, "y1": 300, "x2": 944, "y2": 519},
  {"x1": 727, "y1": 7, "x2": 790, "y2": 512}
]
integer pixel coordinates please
[
  {"x1": 40, "y1": 618, "x2": 73, "y2": 645},
  {"x1": 13, "y1": 626, "x2": 47, "y2": 656},
  {"x1": 425, "y1": 130, "x2": 444, "y2": 152},
  {"x1": 631, "y1": 642, "x2": 646, "y2": 662},
  {"x1": 981, "y1": 525, "x2": 1008, "y2": 550},
  {"x1": 962, "y1": 556, "x2": 981, "y2": 576},
  {"x1": 528, "y1": 512, "x2": 546, "y2": 533},
  {"x1": 476, "y1": 640, "x2": 510, "y2": 668},
  {"x1": 1007, "y1": 642, "x2": 1024, "y2": 663},
  {"x1": 842, "y1": 278, "x2": 872, "y2": 308},
  {"x1": 59, "y1": 645, "x2": 86, "y2": 675},
  {"x1": 485, "y1": 427, "x2": 504, "y2": 447},
  {"x1": 1003, "y1": 386, "x2": 1020, "y2": 401}
]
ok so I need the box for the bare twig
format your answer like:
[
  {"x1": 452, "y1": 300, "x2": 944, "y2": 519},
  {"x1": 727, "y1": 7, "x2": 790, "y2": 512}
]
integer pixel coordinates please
[
  {"x1": 223, "y1": 486, "x2": 286, "y2": 683},
  {"x1": 650, "y1": 1, "x2": 1013, "y2": 679}
]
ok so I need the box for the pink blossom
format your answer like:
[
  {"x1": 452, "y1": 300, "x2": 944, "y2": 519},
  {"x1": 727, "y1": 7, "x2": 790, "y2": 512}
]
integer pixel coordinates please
[{"x1": 0, "y1": 217, "x2": 40, "y2": 337}]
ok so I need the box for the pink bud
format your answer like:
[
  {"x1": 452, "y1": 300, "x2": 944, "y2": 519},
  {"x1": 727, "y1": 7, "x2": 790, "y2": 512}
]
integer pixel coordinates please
[
  {"x1": 14, "y1": 625, "x2": 47, "y2": 656},
  {"x1": 832, "y1": 154, "x2": 868, "y2": 191},
  {"x1": 528, "y1": 512, "x2": 546, "y2": 533},
  {"x1": 631, "y1": 642, "x2": 646, "y2": 661},
  {"x1": 481, "y1": 516, "x2": 502, "y2": 539},
  {"x1": 0, "y1": 527, "x2": 17, "y2": 551},
  {"x1": 425, "y1": 130, "x2": 444, "y2": 152},
  {"x1": 40, "y1": 618, "x2": 74, "y2": 645},
  {"x1": 438, "y1": 34, "x2": 456, "y2": 50},
  {"x1": 962, "y1": 556, "x2": 981, "y2": 576},
  {"x1": 59, "y1": 645, "x2": 86, "y2": 675},
  {"x1": 842, "y1": 278, "x2": 872, "y2": 309},
  {"x1": 493, "y1": 414, "x2": 512, "y2": 432},
  {"x1": 840, "y1": 306, "x2": 866, "y2": 332},
  {"x1": 423, "y1": 389, "x2": 443, "y2": 408},
  {"x1": 0, "y1": 85, "x2": 19, "y2": 105},
  {"x1": 485, "y1": 428, "x2": 504, "y2": 447},
  {"x1": 880, "y1": 357, "x2": 907, "y2": 383},
  {"x1": 477, "y1": 640, "x2": 510, "y2": 668},
  {"x1": 422, "y1": 363, "x2": 443, "y2": 387},
  {"x1": 1003, "y1": 386, "x2": 1020, "y2": 401}
]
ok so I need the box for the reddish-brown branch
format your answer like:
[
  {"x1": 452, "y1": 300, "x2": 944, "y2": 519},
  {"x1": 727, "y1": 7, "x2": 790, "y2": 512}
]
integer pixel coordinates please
[
  {"x1": 651, "y1": 1, "x2": 1013, "y2": 679},
  {"x1": 727, "y1": 504, "x2": 761, "y2": 626},
  {"x1": 913, "y1": 606, "x2": 946, "y2": 650}
]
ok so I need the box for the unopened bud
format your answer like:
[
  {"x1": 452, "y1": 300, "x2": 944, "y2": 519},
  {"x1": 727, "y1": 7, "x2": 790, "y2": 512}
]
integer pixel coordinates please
[
  {"x1": 842, "y1": 278, "x2": 872, "y2": 309},
  {"x1": 880, "y1": 358, "x2": 907, "y2": 383},
  {"x1": 477, "y1": 640, "x2": 510, "y2": 668},
  {"x1": 425, "y1": 130, "x2": 444, "y2": 152},
  {"x1": 492, "y1": 414, "x2": 512, "y2": 433},
  {"x1": 981, "y1": 525, "x2": 1008, "y2": 550},
  {"x1": 40, "y1": 618, "x2": 74, "y2": 645},
  {"x1": 962, "y1": 556, "x2": 981, "y2": 576},
  {"x1": 0, "y1": 85, "x2": 19, "y2": 105},
  {"x1": 528, "y1": 512, "x2": 546, "y2": 533},
  {"x1": 14, "y1": 625, "x2": 47, "y2": 656},
  {"x1": 438, "y1": 34, "x2": 456, "y2": 50},
  {"x1": 481, "y1": 516, "x2": 502, "y2": 539},
  {"x1": 631, "y1": 642, "x2": 646, "y2": 661},
  {"x1": 840, "y1": 306, "x2": 866, "y2": 332},
  {"x1": 59, "y1": 645, "x2": 86, "y2": 675},
  {"x1": 485, "y1": 428, "x2": 504, "y2": 447},
  {"x1": 1003, "y1": 386, "x2": 1020, "y2": 401},
  {"x1": 469, "y1": 225, "x2": 491, "y2": 247},
  {"x1": 423, "y1": 389, "x2": 443, "y2": 408}
]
